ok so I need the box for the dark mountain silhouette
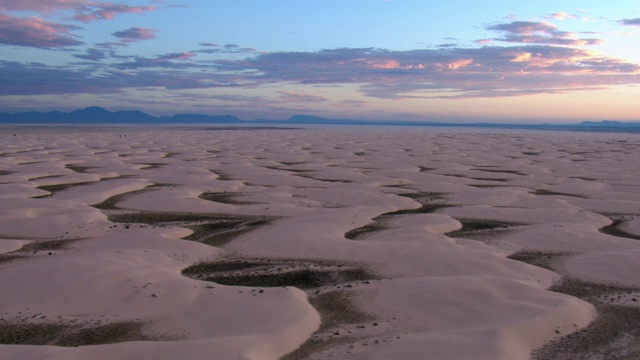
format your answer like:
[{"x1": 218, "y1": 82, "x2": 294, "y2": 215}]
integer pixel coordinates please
[
  {"x1": 0, "y1": 107, "x2": 241, "y2": 124},
  {"x1": 578, "y1": 120, "x2": 640, "y2": 127},
  {"x1": 1, "y1": 107, "x2": 639, "y2": 130}
]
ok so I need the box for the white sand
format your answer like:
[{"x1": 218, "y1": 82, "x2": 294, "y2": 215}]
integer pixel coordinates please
[{"x1": 1, "y1": 126, "x2": 639, "y2": 359}]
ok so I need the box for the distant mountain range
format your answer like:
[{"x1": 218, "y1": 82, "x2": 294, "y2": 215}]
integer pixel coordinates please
[
  {"x1": 576, "y1": 120, "x2": 640, "y2": 128},
  {"x1": 0, "y1": 106, "x2": 240, "y2": 124},
  {"x1": 1, "y1": 106, "x2": 640, "y2": 129}
]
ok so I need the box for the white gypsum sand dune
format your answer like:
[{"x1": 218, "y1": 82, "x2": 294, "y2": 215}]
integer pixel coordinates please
[{"x1": 0, "y1": 126, "x2": 639, "y2": 360}]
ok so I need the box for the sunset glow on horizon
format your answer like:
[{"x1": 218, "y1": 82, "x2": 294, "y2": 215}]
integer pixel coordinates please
[{"x1": 1, "y1": 0, "x2": 640, "y2": 123}]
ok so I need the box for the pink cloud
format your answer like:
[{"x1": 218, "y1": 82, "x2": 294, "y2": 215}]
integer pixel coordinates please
[
  {"x1": 72, "y1": 4, "x2": 156, "y2": 22},
  {"x1": 112, "y1": 27, "x2": 156, "y2": 42},
  {"x1": 474, "y1": 39, "x2": 492, "y2": 45},
  {"x1": 0, "y1": 1, "x2": 158, "y2": 49},
  {"x1": 361, "y1": 59, "x2": 401, "y2": 69},
  {"x1": 0, "y1": 11, "x2": 82, "y2": 48},
  {"x1": 548, "y1": 12, "x2": 577, "y2": 21}
]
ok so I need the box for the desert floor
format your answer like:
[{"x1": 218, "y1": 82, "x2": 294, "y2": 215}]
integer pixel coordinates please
[{"x1": 1, "y1": 126, "x2": 639, "y2": 360}]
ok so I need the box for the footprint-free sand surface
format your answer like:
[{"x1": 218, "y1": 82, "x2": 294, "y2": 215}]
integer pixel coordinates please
[{"x1": 1, "y1": 125, "x2": 639, "y2": 359}]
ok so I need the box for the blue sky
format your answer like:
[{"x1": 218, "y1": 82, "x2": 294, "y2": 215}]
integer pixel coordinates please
[{"x1": 1, "y1": 0, "x2": 640, "y2": 122}]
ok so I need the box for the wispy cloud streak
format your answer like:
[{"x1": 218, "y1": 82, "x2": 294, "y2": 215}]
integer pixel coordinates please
[
  {"x1": 3, "y1": 43, "x2": 638, "y2": 100},
  {"x1": 217, "y1": 45, "x2": 640, "y2": 99},
  {"x1": 72, "y1": 4, "x2": 156, "y2": 22},
  {"x1": 112, "y1": 27, "x2": 156, "y2": 42},
  {"x1": 620, "y1": 18, "x2": 640, "y2": 27},
  {"x1": 277, "y1": 91, "x2": 328, "y2": 103},
  {"x1": 1, "y1": 4, "x2": 639, "y2": 106},
  {"x1": 0, "y1": 0, "x2": 156, "y2": 22},
  {"x1": 486, "y1": 21, "x2": 601, "y2": 46}
]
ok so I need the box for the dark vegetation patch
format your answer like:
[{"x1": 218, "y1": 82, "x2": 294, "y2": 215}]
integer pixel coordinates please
[
  {"x1": 55, "y1": 321, "x2": 153, "y2": 347},
  {"x1": 599, "y1": 220, "x2": 640, "y2": 241},
  {"x1": 188, "y1": 264, "x2": 374, "y2": 289},
  {"x1": 182, "y1": 258, "x2": 379, "y2": 290},
  {"x1": 65, "y1": 164, "x2": 95, "y2": 173},
  {"x1": 37, "y1": 176, "x2": 138, "y2": 200},
  {"x1": 0, "y1": 320, "x2": 158, "y2": 347},
  {"x1": 108, "y1": 211, "x2": 273, "y2": 248},
  {"x1": 343, "y1": 192, "x2": 454, "y2": 241},
  {"x1": 471, "y1": 168, "x2": 526, "y2": 176},
  {"x1": 389, "y1": 192, "x2": 455, "y2": 215},
  {"x1": 263, "y1": 166, "x2": 313, "y2": 174},
  {"x1": 468, "y1": 184, "x2": 513, "y2": 188},
  {"x1": 532, "y1": 189, "x2": 590, "y2": 199},
  {"x1": 198, "y1": 191, "x2": 255, "y2": 205},
  {"x1": 440, "y1": 173, "x2": 470, "y2": 179},
  {"x1": 203, "y1": 269, "x2": 327, "y2": 289},
  {"x1": 182, "y1": 260, "x2": 271, "y2": 274},
  {"x1": 108, "y1": 212, "x2": 241, "y2": 224},
  {"x1": 91, "y1": 185, "x2": 165, "y2": 210},
  {"x1": 309, "y1": 290, "x2": 374, "y2": 330},
  {"x1": 36, "y1": 181, "x2": 99, "y2": 197},
  {"x1": 0, "y1": 254, "x2": 26, "y2": 264},
  {"x1": 184, "y1": 218, "x2": 272, "y2": 247},
  {"x1": 281, "y1": 291, "x2": 372, "y2": 360},
  {"x1": 446, "y1": 219, "x2": 525, "y2": 240},
  {"x1": 209, "y1": 170, "x2": 236, "y2": 181},
  {"x1": 541, "y1": 303, "x2": 640, "y2": 359},
  {"x1": 570, "y1": 176, "x2": 601, "y2": 182},
  {"x1": 185, "y1": 258, "x2": 379, "y2": 360},
  {"x1": 507, "y1": 251, "x2": 640, "y2": 360},
  {"x1": 531, "y1": 278, "x2": 640, "y2": 360},
  {"x1": 281, "y1": 336, "x2": 356, "y2": 360},
  {"x1": 294, "y1": 174, "x2": 353, "y2": 183},
  {"x1": 344, "y1": 223, "x2": 388, "y2": 241},
  {"x1": 468, "y1": 177, "x2": 510, "y2": 182},
  {"x1": 18, "y1": 238, "x2": 84, "y2": 253},
  {"x1": 137, "y1": 163, "x2": 166, "y2": 169},
  {"x1": 28, "y1": 174, "x2": 65, "y2": 181},
  {"x1": 566, "y1": 151, "x2": 597, "y2": 156},
  {"x1": 162, "y1": 152, "x2": 180, "y2": 158},
  {"x1": 550, "y1": 277, "x2": 638, "y2": 300},
  {"x1": 0, "y1": 321, "x2": 70, "y2": 345},
  {"x1": 507, "y1": 250, "x2": 571, "y2": 271}
]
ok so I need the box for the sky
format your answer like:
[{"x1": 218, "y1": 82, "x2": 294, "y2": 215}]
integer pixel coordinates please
[{"x1": 1, "y1": 0, "x2": 640, "y2": 123}]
